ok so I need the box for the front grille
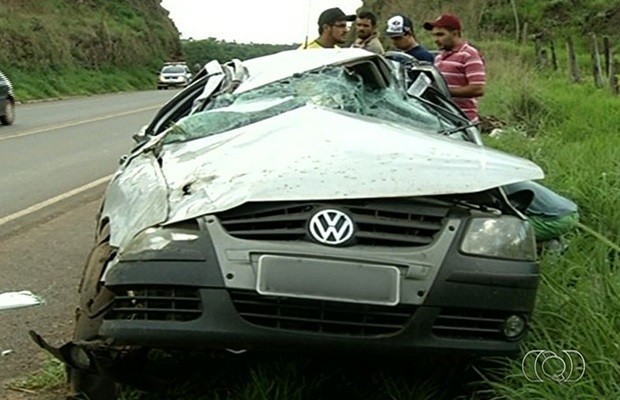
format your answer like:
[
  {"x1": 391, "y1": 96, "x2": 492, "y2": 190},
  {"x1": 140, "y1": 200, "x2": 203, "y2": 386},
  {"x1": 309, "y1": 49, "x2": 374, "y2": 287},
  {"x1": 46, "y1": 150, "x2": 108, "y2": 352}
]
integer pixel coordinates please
[
  {"x1": 229, "y1": 289, "x2": 415, "y2": 336},
  {"x1": 105, "y1": 287, "x2": 202, "y2": 322},
  {"x1": 217, "y1": 198, "x2": 450, "y2": 247},
  {"x1": 432, "y1": 308, "x2": 512, "y2": 340}
]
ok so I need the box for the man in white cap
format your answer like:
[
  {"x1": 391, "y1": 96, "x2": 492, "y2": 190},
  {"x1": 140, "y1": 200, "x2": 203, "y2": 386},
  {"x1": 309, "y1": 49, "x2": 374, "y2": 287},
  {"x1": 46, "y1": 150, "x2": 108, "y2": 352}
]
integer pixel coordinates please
[
  {"x1": 385, "y1": 14, "x2": 434, "y2": 62},
  {"x1": 300, "y1": 7, "x2": 356, "y2": 49}
]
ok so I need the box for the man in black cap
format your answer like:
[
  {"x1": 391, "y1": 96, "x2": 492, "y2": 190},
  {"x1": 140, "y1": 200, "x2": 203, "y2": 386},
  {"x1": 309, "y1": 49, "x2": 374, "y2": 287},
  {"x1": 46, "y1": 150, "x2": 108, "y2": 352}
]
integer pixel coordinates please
[
  {"x1": 385, "y1": 14, "x2": 434, "y2": 62},
  {"x1": 299, "y1": 7, "x2": 355, "y2": 49}
]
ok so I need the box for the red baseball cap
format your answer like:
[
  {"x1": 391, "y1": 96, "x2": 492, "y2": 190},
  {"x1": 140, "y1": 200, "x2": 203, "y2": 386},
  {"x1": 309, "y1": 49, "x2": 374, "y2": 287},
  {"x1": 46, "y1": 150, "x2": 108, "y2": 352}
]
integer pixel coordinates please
[{"x1": 423, "y1": 14, "x2": 461, "y2": 31}]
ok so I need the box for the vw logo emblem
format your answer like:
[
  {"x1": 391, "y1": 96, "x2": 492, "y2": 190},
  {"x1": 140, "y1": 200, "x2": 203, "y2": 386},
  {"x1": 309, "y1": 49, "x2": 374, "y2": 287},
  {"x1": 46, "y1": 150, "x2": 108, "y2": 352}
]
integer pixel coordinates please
[{"x1": 308, "y1": 209, "x2": 354, "y2": 245}]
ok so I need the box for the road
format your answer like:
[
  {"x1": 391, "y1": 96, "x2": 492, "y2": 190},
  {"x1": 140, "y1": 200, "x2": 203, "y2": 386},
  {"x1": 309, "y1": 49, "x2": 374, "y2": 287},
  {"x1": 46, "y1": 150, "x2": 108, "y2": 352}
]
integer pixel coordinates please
[
  {"x1": 0, "y1": 91, "x2": 175, "y2": 219},
  {"x1": 0, "y1": 90, "x2": 179, "y2": 396}
]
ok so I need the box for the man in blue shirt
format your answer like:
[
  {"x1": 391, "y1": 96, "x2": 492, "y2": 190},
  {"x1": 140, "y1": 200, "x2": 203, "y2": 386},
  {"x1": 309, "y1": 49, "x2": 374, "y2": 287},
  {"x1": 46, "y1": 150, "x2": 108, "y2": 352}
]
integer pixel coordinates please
[
  {"x1": 385, "y1": 14, "x2": 434, "y2": 63},
  {"x1": 504, "y1": 181, "x2": 579, "y2": 242}
]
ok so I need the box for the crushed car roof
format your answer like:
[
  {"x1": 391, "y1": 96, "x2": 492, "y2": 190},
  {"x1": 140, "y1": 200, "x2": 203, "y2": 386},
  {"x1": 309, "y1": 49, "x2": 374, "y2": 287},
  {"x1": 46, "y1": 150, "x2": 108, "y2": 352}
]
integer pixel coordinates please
[{"x1": 234, "y1": 48, "x2": 378, "y2": 94}]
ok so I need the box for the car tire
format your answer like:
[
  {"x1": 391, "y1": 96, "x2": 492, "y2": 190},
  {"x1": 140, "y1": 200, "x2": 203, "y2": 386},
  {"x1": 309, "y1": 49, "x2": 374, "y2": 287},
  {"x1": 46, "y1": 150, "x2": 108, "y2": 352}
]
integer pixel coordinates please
[
  {"x1": 0, "y1": 100, "x2": 15, "y2": 125},
  {"x1": 69, "y1": 224, "x2": 119, "y2": 400}
]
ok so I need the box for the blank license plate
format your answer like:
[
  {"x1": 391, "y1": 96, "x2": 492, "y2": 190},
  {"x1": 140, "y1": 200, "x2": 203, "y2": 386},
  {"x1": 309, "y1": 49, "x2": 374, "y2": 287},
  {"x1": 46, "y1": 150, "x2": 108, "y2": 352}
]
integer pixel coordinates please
[{"x1": 256, "y1": 255, "x2": 400, "y2": 306}]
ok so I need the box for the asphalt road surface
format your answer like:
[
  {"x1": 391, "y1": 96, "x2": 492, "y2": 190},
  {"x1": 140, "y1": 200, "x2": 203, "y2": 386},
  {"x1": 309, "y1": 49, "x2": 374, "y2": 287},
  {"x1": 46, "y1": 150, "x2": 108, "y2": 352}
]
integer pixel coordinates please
[{"x1": 0, "y1": 90, "x2": 179, "y2": 397}]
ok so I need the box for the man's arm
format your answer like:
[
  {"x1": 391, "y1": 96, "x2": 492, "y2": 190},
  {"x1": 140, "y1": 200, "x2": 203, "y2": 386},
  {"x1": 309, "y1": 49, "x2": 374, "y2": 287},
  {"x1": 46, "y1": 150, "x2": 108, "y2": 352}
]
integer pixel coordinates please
[{"x1": 450, "y1": 84, "x2": 484, "y2": 98}]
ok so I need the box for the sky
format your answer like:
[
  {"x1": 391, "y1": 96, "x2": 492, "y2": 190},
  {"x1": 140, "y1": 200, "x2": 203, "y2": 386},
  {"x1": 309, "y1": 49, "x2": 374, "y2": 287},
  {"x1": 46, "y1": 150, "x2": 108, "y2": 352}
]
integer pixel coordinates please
[{"x1": 160, "y1": 0, "x2": 363, "y2": 45}]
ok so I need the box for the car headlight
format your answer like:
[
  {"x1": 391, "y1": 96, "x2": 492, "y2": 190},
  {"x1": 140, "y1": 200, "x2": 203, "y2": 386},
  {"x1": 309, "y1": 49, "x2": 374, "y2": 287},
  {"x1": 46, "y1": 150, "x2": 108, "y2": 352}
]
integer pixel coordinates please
[
  {"x1": 121, "y1": 227, "x2": 199, "y2": 258},
  {"x1": 460, "y1": 217, "x2": 536, "y2": 261}
]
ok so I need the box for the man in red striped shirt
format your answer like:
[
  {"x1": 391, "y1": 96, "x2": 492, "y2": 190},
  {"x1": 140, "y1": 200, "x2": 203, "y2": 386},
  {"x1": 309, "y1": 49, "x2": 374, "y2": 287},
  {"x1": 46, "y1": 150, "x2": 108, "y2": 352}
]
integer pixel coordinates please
[{"x1": 423, "y1": 14, "x2": 485, "y2": 122}]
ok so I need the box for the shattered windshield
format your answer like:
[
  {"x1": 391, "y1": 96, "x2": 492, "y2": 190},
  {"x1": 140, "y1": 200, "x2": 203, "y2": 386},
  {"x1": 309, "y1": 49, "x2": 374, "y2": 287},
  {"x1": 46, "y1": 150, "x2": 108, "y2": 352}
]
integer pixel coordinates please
[{"x1": 162, "y1": 67, "x2": 454, "y2": 145}]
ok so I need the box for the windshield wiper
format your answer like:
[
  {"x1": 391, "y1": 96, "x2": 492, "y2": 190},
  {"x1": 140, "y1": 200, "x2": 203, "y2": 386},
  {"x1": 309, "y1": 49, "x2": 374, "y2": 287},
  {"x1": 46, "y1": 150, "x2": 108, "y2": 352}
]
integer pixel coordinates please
[{"x1": 438, "y1": 121, "x2": 478, "y2": 136}]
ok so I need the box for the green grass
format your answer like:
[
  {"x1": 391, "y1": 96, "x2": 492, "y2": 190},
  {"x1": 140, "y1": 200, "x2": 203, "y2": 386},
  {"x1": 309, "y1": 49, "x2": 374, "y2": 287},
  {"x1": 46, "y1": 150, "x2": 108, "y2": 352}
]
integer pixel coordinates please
[
  {"x1": 2, "y1": 66, "x2": 159, "y2": 101},
  {"x1": 114, "y1": 354, "x2": 471, "y2": 400},
  {"x1": 0, "y1": 0, "x2": 181, "y2": 72},
  {"x1": 476, "y1": 41, "x2": 620, "y2": 399},
  {"x1": 6, "y1": 357, "x2": 66, "y2": 392}
]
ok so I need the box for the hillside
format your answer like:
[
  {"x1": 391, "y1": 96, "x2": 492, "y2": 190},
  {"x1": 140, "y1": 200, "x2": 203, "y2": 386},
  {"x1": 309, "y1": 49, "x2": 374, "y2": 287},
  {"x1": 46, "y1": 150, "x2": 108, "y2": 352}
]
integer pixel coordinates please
[
  {"x1": 362, "y1": 0, "x2": 620, "y2": 47},
  {"x1": 0, "y1": 0, "x2": 182, "y2": 71}
]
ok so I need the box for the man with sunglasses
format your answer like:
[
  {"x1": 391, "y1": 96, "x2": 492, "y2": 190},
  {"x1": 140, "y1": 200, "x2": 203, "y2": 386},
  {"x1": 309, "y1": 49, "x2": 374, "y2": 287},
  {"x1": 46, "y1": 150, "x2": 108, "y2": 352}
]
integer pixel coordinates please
[
  {"x1": 300, "y1": 7, "x2": 355, "y2": 49},
  {"x1": 385, "y1": 14, "x2": 434, "y2": 62}
]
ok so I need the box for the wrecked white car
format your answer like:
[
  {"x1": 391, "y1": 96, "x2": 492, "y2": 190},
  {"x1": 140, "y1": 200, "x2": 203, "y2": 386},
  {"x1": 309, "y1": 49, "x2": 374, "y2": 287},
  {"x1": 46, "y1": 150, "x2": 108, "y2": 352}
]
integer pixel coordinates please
[{"x1": 32, "y1": 49, "x2": 543, "y2": 399}]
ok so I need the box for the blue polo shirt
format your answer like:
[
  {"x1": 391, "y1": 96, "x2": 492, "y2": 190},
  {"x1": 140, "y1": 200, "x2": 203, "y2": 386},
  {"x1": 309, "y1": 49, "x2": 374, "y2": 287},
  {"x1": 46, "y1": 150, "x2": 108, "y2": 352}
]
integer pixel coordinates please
[{"x1": 405, "y1": 45, "x2": 435, "y2": 63}]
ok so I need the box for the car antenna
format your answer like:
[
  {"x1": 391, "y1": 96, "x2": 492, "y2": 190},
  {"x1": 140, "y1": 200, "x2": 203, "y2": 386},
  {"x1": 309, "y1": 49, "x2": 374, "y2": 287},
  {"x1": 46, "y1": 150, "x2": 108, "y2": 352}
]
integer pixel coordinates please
[{"x1": 303, "y1": 0, "x2": 313, "y2": 49}]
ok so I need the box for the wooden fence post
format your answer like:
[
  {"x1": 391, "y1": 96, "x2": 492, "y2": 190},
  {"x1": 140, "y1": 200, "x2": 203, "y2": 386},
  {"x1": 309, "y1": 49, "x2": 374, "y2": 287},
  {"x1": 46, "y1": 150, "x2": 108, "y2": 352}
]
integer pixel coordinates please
[
  {"x1": 550, "y1": 40, "x2": 558, "y2": 71},
  {"x1": 589, "y1": 32, "x2": 603, "y2": 88},
  {"x1": 566, "y1": 37, "x2": 581, "y2": 83},
  {"x1": 535, "y1": 37, "x2": 543, "y2": 67},
  {"x1": 610, "y1": 50, "x2": 619, "y2": 96},
  {"x1": 603, "y1": 36, "x2": 611, "y2": 77},
  {"x1": 539, "y1": 48, "x2": 549, "y2": 69},
  {"x1": 511, "y1": 0, "x2": 520, "y2": 43}
]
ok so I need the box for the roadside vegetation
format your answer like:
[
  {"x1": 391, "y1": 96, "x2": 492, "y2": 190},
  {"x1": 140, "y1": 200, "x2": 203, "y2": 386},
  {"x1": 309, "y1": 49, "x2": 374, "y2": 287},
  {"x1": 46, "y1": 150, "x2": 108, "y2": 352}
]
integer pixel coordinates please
[
  {"x1": 181, "y1": 39, "x2": 297, "y2": 73},
  {"x1": 5, "y1": 66, "x2": 158, "y2": 101},
  {"x1": 5, "y1": 358, "x2": 65, "y2": 399},
  {"x1": 0, "y1": 0, "x2": 182, "y2": 102},
  {"x1": 4, "y1": 39, "x2": 296, "y2": 101},
  {"x1": 477, "y1": 40, "x2": 620, "y2": 399}
]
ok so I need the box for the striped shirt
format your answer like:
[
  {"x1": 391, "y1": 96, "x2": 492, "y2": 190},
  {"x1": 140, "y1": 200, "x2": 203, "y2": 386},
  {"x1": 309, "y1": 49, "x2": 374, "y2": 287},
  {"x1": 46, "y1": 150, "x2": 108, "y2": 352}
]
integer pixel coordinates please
[{"x1": 434, "y1": 42, "x2": 485, "y2": 122}]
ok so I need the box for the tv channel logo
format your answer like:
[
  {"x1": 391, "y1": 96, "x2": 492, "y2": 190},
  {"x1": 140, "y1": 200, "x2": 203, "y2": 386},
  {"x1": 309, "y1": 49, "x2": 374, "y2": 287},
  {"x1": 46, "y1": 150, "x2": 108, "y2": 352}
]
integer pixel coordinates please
[{"x1": 522, "y1": 350, "x2": 586, "y2": 383}]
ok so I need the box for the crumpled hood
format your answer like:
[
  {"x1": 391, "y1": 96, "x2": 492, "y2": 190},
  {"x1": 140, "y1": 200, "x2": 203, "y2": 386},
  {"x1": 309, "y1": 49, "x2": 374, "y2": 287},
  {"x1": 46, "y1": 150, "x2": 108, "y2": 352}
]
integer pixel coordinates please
[
  {"x1": 105, "y1": 105, "x2": 543, "y2": 248},
  {"x1": 161, "y1": 105, "x2": 543, "y2": 219}
]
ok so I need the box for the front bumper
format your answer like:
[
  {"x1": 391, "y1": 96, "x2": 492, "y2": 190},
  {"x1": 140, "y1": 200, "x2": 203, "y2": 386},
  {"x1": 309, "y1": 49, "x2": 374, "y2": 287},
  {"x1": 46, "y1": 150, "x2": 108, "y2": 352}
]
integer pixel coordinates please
[
  {"x1": 158, "y1": 78, "x2": 188, "y2": 88},
  {"x1": 96, "y1": 213, "x2": 539, "y2": 358}
]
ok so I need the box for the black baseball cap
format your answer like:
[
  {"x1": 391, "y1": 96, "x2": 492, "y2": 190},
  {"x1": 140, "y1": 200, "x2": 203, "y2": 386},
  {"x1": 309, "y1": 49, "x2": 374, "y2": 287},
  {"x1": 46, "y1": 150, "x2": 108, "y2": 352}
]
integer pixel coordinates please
[{"x1": 318, "y1": 7, "x2": 355, "y2": 26}]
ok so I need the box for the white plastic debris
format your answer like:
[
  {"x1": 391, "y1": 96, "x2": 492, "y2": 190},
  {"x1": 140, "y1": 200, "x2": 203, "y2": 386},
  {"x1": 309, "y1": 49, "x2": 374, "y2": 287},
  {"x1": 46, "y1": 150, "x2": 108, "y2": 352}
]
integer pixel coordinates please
[
  {"x1": 407, "y1": 73, "x2": 432, "y2": 97},
  {"x1": 0, "y1": 291, "x2": 44, "y2": 311}
]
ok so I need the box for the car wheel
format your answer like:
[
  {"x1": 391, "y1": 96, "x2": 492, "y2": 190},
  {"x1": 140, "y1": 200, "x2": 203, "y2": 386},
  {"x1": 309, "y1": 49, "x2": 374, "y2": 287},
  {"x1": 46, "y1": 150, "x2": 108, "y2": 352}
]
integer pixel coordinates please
[
  {"x1": 0, "y1": 100, "x2": 15, "y2": 125},
  {"x1": 69, "y1": 225, "x2": 119, "y2": 400}
]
